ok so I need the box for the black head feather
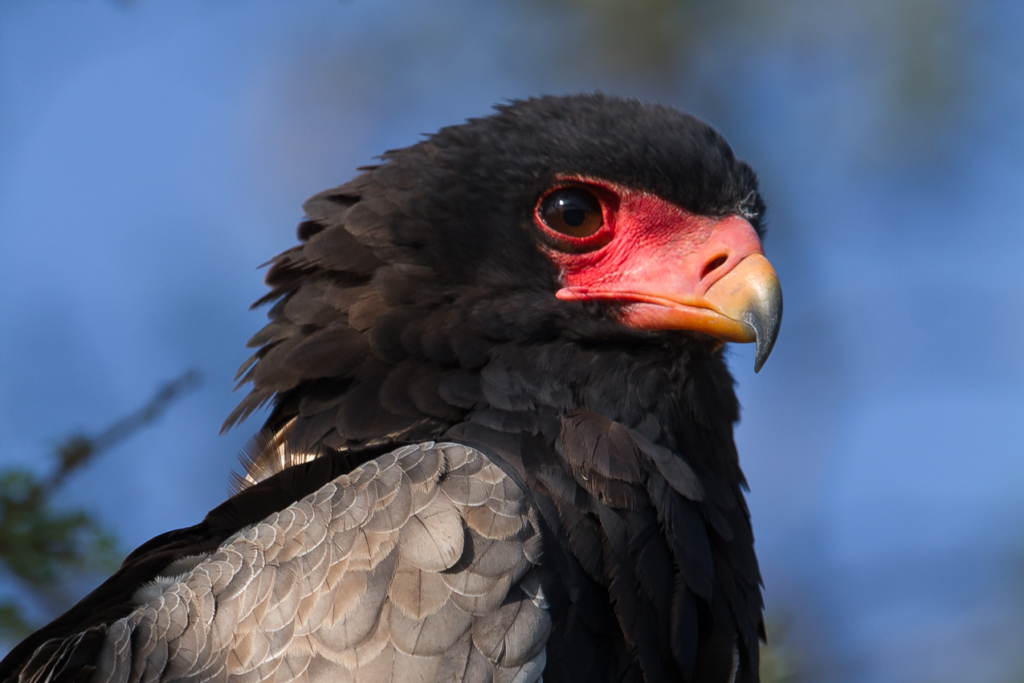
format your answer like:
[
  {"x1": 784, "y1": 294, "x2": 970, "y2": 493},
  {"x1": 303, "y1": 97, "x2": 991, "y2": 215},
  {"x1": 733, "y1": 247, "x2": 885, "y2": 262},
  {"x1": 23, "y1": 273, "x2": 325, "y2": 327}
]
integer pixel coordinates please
[{"x1": 226, "y1": 94, "x2": 764, "y2": 441}]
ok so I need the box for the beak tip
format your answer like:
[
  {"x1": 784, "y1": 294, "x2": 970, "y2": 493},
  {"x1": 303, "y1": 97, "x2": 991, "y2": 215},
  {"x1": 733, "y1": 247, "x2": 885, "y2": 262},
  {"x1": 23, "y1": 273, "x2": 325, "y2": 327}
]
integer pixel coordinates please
[
  {"x1": 748, "y1": 285, "x2": 783, "y2": 374},
  {"x1": 753, "y1": 336, "x2": 773, "y2": 373}
]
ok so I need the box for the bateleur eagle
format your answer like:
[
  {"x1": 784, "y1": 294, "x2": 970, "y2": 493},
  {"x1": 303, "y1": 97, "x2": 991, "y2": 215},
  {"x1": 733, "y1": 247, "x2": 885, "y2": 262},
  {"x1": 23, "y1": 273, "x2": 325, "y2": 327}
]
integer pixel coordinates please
[{"x1": 1, "y1": 94, "x2": 782, "y2": 683}]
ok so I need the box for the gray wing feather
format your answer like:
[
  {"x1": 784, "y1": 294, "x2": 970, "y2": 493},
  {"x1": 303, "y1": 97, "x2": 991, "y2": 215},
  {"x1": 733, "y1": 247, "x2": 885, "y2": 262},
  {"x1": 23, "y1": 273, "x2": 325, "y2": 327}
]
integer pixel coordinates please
[{"x1": 59, "y1": 442, "x2": 546, "y2": 683}]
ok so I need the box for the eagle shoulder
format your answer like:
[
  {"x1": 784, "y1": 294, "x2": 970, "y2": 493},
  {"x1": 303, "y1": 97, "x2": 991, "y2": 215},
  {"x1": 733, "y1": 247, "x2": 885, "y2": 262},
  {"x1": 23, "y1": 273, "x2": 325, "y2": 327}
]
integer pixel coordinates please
[{"x1": 17, "y1": 442, "x2": 549, "y2": 683}]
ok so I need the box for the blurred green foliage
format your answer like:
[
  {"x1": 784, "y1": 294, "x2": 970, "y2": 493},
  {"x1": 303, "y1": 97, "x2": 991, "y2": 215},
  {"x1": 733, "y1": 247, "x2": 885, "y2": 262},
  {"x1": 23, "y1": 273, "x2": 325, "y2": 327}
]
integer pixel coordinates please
[
  {"x1": 525, "y1": 0, "x2": 704, "y2": 77},
  {"x1": 0, "y1": 371, "x2": 201, "y2": 645},
  {"x1": 761, "y1": 618, "x2": 801, "y2": 683},
  {"x1": 525, "y1": 0, "x2": 972, "y2": 163}
]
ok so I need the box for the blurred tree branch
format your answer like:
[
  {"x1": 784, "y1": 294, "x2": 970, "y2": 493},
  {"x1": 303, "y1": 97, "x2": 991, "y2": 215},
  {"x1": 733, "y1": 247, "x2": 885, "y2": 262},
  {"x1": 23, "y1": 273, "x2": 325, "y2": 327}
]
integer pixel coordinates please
[{"x1": 0, "y1": 370, "x2": 201, "y2": 644}]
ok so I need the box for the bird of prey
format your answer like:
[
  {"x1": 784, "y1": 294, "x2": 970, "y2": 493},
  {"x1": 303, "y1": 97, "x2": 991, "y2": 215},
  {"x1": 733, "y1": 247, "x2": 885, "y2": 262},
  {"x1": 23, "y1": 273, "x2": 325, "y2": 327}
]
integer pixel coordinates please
[{"x1": 1, "y1": 94, "x2": 782, "y2": 683}]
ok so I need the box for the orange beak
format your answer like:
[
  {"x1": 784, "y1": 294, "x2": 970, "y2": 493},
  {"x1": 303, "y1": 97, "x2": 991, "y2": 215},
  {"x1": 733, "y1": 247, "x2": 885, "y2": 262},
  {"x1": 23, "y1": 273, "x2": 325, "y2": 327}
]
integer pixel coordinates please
[{"x1": 556, "y1": 215, "x2": 783, "y2": 372}]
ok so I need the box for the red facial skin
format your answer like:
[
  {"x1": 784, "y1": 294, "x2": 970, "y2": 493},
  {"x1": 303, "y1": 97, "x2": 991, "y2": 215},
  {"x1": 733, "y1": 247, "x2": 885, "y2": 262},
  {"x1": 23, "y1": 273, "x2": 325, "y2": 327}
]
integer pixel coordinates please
[{"x1": 536, "y1": 177, "x2": 768, "y2": 343}]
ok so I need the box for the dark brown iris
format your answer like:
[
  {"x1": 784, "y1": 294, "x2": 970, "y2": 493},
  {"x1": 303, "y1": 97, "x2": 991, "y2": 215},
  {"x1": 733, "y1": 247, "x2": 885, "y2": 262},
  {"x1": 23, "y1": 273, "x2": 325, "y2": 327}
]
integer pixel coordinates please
[{"x1": 540, "y1": 187, "x2": 604, "y2": 238}]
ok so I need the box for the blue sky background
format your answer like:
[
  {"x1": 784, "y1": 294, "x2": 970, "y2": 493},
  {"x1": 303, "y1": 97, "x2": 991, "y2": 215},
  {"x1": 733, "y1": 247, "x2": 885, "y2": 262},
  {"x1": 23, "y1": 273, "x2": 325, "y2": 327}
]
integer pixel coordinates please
[{"x1": 2, "y1": 1, "x2": 1024, "y2": 681}]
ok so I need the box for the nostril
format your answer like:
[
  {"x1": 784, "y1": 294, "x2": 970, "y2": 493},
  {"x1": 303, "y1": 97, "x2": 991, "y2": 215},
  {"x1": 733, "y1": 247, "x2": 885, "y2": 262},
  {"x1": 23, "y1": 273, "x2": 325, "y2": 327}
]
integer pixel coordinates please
[{"x1": 701, "y1": 255, "x2": 728, "y2": 281}]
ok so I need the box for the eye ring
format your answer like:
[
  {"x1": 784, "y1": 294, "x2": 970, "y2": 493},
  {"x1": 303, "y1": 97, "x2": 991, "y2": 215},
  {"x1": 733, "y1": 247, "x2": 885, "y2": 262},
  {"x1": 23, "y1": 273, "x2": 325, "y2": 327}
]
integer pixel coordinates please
[{"x1": 539, "y1": 187, "x2": 604, "y2": 238}]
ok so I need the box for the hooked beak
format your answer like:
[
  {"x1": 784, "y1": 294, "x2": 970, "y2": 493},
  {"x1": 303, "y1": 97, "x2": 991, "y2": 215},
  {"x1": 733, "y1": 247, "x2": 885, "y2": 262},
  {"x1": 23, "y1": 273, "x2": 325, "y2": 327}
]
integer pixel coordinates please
[
  {"x1": 556, "y1": 215, "x2": 783, "y2": 371},
  {"x1": 692, "y1": 253, "x2": 782, "y2": 372}
]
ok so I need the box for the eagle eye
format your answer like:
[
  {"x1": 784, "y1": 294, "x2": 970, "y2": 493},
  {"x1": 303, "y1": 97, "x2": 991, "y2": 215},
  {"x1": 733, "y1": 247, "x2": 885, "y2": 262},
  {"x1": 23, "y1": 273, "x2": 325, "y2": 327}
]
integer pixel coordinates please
[{"x1": 540, "y1": 187, "x2": 604, "y2": 238}]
